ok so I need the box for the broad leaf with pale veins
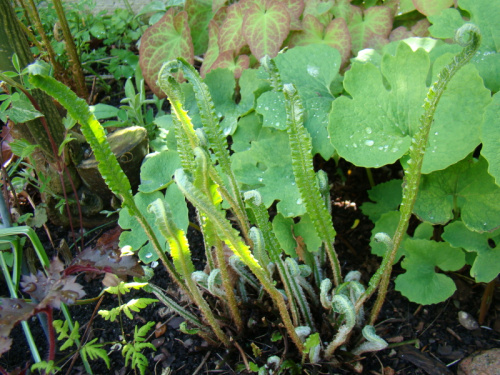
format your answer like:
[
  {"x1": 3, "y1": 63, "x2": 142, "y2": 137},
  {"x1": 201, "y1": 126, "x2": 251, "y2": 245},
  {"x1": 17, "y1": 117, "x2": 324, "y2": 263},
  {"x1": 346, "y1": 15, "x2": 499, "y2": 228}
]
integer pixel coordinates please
[
  {"x1": 242, "y1": 0, "x2": 291, "y2": 60},
  {"x1": 289, "y1": 15, "x2": 351, "y2": 66},
  {"x1": 185, "y1": 0, "x2": 213, "y2": 55},
  {"x1": 218, "y1": 2, "x2": 246, "y2": 54},
  {"x1": 200, "y1": 20, "x2": 221, "y2": 78},
  {"x1": 412, "y1": 0, "x2": 453, "y2": 16},
  {"x1": 348, "y1": 6, "x2": 393, "y2": 54},
  {"x1": 139, "y1": 8, "x2": 194, "y2": 98}
]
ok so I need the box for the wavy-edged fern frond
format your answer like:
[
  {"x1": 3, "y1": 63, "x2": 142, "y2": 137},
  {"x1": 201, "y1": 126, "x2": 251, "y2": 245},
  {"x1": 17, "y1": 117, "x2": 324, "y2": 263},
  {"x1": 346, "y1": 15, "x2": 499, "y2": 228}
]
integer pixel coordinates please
[
  {"x1": 160, "y1": 59, "x2": 250, "y2": 241},
  {"x1": 98, "y1": 298, "x2": 158, "y2": 321},
  {"x1": 148, "y1": 198, "x2": 194, "y2": 278},
  {"x1": 369, "y1": 23, "x2": 483, "y2": 325},
  {"x1": 81, "y1": 338, "x2": 110, "y2": 369},
  {"x1": 244, "y1": 190, "x2": 300, "y2": 325},
  {"x1": 28, "y1": 73, "x2": 189, "y2": 298},
  {"x1": 324, "y1": 294, "x2": 356, "y2": 358},
  {"x1": 282, "y1": 83, "x2": 341, "y2": 286},
  {"x1": 148, "y1": 196, "x2": 230, "y2": 346},
  {"x1": 28, "y1": 74, "x2": 132, "y2": 201},
  {"x1": 351, "y1": 325, "x2": 388, "y2": 356}
]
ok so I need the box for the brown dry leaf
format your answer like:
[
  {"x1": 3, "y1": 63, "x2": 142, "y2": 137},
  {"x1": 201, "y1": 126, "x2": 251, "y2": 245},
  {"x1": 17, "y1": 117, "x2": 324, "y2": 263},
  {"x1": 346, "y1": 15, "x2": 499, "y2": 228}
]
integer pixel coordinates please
[{"x1": 155, "y1": 322, "x2": 167, "y2": 338}]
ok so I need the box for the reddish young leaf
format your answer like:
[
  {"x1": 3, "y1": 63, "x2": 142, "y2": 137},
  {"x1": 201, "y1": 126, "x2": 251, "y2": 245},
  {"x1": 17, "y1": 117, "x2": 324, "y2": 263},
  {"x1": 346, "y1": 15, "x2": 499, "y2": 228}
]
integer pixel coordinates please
[
  {"x1": 210, "y1": 52, "x2": 250, "y2": 78},
  {"x1": 66, "y1": 246, "x2": 144, "y2": 278},
  {"x1": 139, "y1": 8, "x2": 194, "y2": 98},
  {"x1": 96, "y1": 226, "x2": 122, "y2": 250},
  {"x1": 413, "y1": 0, "x2": 453, "y2": 16},
  {"x1": 218, "y1": 2, "x2": 246, "y2": 54},
  {"x1": 20, "y1": 258, "x2": 86, "y2": 309},
  {"x1": 201, "y1": 20, "x2": 221, "y2": 78},
  {"x1": 349, "y1": 6, "x2": 393, "y2": 54},
  {"x1": 185, "y1": 0, "x2": 213, "y2": 55},
  {"x1": 331, "y1": 0, "x2": 358, "y2": 24},
  {"x1": 290, "y1": 15, "x2": 351, "y2": 66},
  {"x1": 411, "y1": 18, "x2": 430, "y2": 37},
  {"x1": 278, "y1": 0, "x2": 305, "y2": 29},
  {"x1": 213, "y1": 0, "x2": 228, "y2": 14},
  {"x1": 0, "y1": 298, "x2": 37, "y2": 356},
  {"x1": 389, "y1": 26, "x2": 414, "y2": 42},
  {"x1": 242, "y1": 0, "x2": 291, "y2": 60},
  {"x1": 303, "y1": 0, "x2": 335, "y2": 27}
]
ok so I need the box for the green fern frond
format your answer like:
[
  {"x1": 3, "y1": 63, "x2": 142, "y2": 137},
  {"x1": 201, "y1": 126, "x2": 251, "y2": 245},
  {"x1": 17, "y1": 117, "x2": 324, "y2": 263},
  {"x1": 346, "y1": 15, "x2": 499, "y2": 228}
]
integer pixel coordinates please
[
  {"x1": 148, "y1": 198, "x2": 195, "y2": 278},
  {"x1": 81, "y1": 338, "x2": 110, "y2": 369},
  {"x1": 98, "y1": 298, "x2": 158, "y2": 321},
  {"x1": 282, "y1": 83, "x2": 341, "y2": 286},
  {"x1": 122, "y1": 322, "x2": 156, "y2": 375},
  {"x1": 104, "y1": 281, "x2": 149, "y2": 295},
  {"x1": 28, "y1": 74, "x2": 132, "y2": 202},
  {"x1": 54, "y1": 320, "x2": 80, "y2": 351}
]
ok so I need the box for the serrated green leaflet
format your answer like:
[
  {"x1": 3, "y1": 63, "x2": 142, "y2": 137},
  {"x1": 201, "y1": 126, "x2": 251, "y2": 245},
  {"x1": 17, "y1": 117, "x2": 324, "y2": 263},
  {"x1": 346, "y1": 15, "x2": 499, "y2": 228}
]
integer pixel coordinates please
[
  {"x1": 394, "y1": 238, "x2": 465, "y2": 305},
  {"x1": 329, "y1": 41, "x2": 490, "y2": 171},
  {"x1": 481, "y1": 92, "x2": 500, "y2": 185},
  {"x1": 443, "y1": 221, "x2": 500, "y2": 283},
  {"x1": 429, "y1": 0, "x2": 500, "y2": 91},
  {"x1": 414, "y1": 156, "x2": 500, "y2": 233}
]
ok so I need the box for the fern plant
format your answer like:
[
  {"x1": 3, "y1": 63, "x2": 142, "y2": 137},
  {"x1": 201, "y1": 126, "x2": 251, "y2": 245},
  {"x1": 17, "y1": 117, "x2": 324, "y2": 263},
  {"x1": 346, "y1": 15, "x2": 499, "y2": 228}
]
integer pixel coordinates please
[
  {"x1": 53, "y1": 320, "x2": 110, "y2": 369},
  {"x1": 27, "y1": 22, "x2": 483, "y2": 368},
  {"x1": 122, "y1": 322, "x2": 156, "y2": 375}
]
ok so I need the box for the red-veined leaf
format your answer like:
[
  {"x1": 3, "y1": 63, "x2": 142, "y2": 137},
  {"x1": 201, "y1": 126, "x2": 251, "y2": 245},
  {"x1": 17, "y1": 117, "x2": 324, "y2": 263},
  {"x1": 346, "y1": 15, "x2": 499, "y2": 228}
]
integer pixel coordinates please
[
  {"x1": 242, "y1": 0, "x2": 291, "y2": 60},
  {"x1": 139, "y1": 8, "x2": 194, "y2": 98}
]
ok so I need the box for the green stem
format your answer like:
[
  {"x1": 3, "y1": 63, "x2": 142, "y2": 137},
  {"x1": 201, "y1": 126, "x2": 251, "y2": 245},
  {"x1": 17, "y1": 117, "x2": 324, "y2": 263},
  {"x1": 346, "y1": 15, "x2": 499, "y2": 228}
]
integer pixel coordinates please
[{"x1": 368, "y1": 23, "x2": 482, "y2": 325}]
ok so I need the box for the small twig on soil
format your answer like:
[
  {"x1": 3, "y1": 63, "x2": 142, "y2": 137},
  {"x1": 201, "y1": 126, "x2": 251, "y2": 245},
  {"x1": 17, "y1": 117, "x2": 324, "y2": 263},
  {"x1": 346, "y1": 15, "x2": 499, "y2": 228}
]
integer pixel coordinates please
[
  {"x1": 192, "y1": 350, "x2": 212, "y2": 375},
  {"x1": 418, "y1": 300, "x2": 450, "y2": 337},
  {"x1": 232, "y1": 338, "x2": 251, "y2": 372},
  {"x1": 65, "y1": 294, "x2": 105, "y2": 375}
]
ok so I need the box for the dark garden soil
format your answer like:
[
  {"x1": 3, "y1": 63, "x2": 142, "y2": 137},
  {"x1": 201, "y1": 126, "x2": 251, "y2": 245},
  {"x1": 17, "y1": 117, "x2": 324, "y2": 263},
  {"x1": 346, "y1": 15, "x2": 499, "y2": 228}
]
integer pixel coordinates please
[{"x1": 1, "y1": 159, "x2": 499, "y2": 375}]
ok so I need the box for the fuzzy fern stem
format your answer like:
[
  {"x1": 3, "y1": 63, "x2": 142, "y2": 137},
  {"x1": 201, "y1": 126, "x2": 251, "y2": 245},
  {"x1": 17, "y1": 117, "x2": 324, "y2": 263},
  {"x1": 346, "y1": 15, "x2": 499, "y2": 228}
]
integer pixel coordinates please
[
  {"x1": 283, "y1": 84, "x2": 342, "y2": 286},
  {"x1": 368, "y1": 23, "x2": 482, "y2": 324}
]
